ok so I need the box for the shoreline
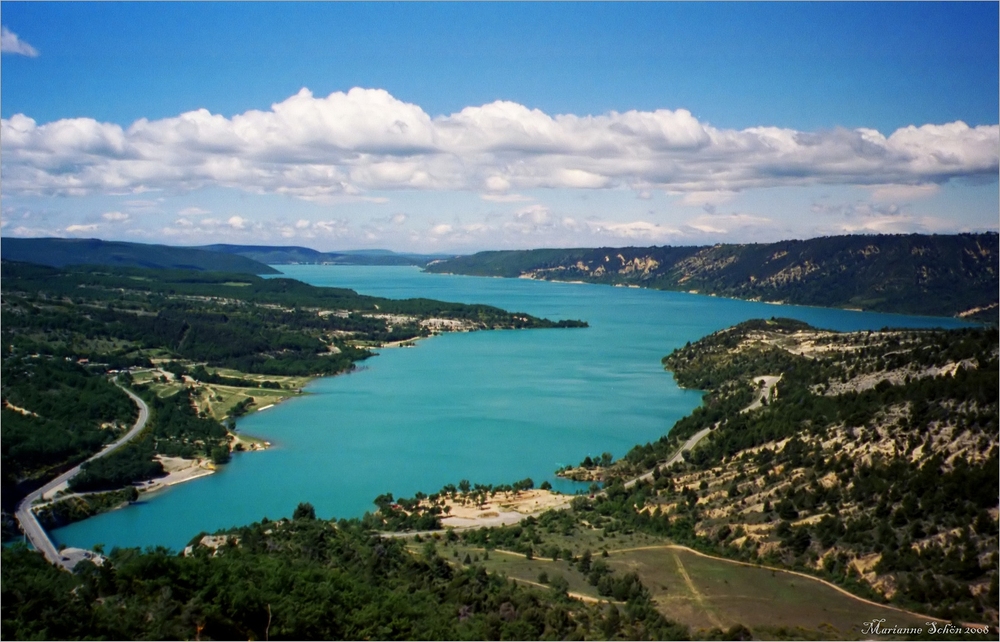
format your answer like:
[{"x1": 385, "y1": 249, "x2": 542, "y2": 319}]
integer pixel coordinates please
[
  {"x1": 423, "y1": 268, "x2": 982, "y2": 324},
  {"x1": 56, "y1": 339, "x2": 427, "y2": 518},
  {"x1": 136, "y1": 456, "x2": 218, "y2": 494}
]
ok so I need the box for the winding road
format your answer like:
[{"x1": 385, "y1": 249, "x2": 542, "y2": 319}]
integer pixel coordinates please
[
  {"x1": 14, "y1": 382, "x2": 149, "y2": 570},
  {"x1": 625, "y1": 375, "x2": 780, "y2": 489},
  {"x1": 625, "y1": 426, "x2": 712, "y2": 489}
]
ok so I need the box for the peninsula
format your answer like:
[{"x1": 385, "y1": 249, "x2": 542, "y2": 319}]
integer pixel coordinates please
[{"x1": 1, "y1": 260, "x2": 586, "y2": 537}]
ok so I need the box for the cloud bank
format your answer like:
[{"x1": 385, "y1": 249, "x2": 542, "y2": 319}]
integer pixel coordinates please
[
  {"x1": 1, "y1": 27, "x2": 39, "y2": 57},
  {"x1": 2, "y1": 87, "x2": 997, "y2": 200}
]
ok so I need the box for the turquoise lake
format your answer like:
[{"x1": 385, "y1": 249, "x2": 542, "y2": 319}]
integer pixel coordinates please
[{"x1": 52, "y1": 266, "x2": 969, "y2": 552}]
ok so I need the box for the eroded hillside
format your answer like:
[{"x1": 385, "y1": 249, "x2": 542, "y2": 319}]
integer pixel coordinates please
[
  {"x1": 614, "y1": 319, "x2": 999, "y2": 624},
  {"x1": 426, "y1": 233, "x2": 1000, "y2": 319}
]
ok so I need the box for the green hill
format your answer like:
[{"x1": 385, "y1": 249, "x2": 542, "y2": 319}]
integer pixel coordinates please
[
  {"x1": 426, "y1": 233, "x2": 999, "y2": 319},
  {"x1": 1, "y1": 238, "x2": 279, "y2": 274}
]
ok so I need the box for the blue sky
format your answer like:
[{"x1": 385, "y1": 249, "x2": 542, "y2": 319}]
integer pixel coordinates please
[{"x1": 2, "y1": 2, "x2": 997, "y2": 252}]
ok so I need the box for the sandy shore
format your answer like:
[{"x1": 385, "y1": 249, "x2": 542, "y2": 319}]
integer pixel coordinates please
[
  {"x1": 136, "y1": 455, "x2": 217, "y2": 493},
  {"x1": 38, "y1": 455, "x2": 217, "y2": 504},
  {"x1": 231, "y1": 432, "x2": 270, "y2": 452}
]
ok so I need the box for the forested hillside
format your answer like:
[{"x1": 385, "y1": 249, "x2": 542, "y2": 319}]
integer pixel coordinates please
[
  {"x1": 198, "y1": 243, "x2": 446, "y2": 266},
  {"x1": 1, "y1": 237, "x2": 279, "y2": 274},
  {"x1": 426, "y1": 233, "x2": 999, "y2": 319},
  {"x1": 611, "y1": 320, "x2": 998, "y2": 624},
  {"x1": 2, "y1": 506, "x2": 688, "y2": 640}
]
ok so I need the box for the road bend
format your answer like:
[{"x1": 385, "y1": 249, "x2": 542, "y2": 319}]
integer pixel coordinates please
[
  {"x1": 625, "y1": 375, "x2": 781, "y2": 489},
  {"x1": 14, "y1": 382, "x2": 150, "y2": 570}
]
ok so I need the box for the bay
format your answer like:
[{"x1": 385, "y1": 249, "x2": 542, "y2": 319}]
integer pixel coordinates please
[{"x1": 52, "y1": 266, "x2": 969, "y2": 552}]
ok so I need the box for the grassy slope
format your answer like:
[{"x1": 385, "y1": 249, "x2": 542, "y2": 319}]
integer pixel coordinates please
[{"x1": 422, "y1": 533, "x2": 933, "y2": 638}]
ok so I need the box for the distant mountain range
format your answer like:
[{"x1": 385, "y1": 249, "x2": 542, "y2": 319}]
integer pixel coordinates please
[
  {"x1": 5, "y1": 234, "x2": 996, "y2": 320},
  {"x1": 1, "y1": 238, "x2": 280, "y2": 275},
  {"x1": 425, "y1": 233, "x2": 999, "y2": 320},
  {"x1": 0, "y1": 238, "x2": 446, "y2": 274},
  {"x1": 196, "y1": 244, "x2": 448, "y2": 266}
]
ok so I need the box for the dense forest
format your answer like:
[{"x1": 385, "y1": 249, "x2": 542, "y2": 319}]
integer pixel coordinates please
[
  {"x1": 1, "y1": 359, "x2": 137, "y2": 496},
  {"x1": 0, "y1": 237, "x2": 279, "y2": 274},
  {"x1": 2, "y1": 506, "x2": 691, "y2": 641},
  {"x1": 66, "y1": 386, "x2": 234, "y2": 494},
  {"x1": 0, "y1": 261, "x2": 582, "y2": 386},
  {"x1": 425, "y1": 233, "x2": 999, "y2": 319}
]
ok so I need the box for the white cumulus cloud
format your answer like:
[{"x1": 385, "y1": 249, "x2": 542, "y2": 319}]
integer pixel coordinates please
[
  {"x1": 684, "y1": 212, "x2": 774, "y2": 235},
  {"x1": 1, "y1": 87, "x2": 996, "y2": 202},
  {"x1": 1, "y1": 27, "x2": 39, "y2": 57},
  {"x1": 65, "y1": 223, "x2": 98, "y2": 233},
  {"x1": 481, "y1": 193, "x2": 532, "y2": 203},
  {"x1": 178, "y1": 206, "x2": 211, "y2": 216}
]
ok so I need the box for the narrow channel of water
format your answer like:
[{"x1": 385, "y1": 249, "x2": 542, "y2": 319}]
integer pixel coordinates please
[{"x1": 52, "y1": 267, "x2": 968, "y2": 551}]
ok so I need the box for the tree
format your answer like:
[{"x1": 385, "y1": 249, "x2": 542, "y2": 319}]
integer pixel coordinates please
[
  {"x1": 601, "y1": 605, "x2": 622, "y2": 638},
  {"x1": 292, "y1": 502, "x2": 316, "y2": 520},
  {"x1": 776, "y1": 498, "x2": 798, "y2": 520}
]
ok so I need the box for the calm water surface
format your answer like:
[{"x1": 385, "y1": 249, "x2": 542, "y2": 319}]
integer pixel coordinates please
[{"x1": 53, "y1": 267, "x2": 969, "y2": 551}]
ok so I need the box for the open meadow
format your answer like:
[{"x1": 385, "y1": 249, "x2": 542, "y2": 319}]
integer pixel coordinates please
[{"x1": 420, "y1": 533, "x2": 936, "y2": 639}]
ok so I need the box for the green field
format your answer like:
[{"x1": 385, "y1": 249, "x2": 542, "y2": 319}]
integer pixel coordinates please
[
  {"x1": 416, "y1": 535, "x2": 938, "y2": 639},
  {"x1": 130, "y1": 368, "x2": 309, "y2": 421},
  {"x1": 413, "y1": 541, "x2": 607, "y2": 603},
  {"x1": 605, "y1": 546, "x2": 931, "y2": 638}
]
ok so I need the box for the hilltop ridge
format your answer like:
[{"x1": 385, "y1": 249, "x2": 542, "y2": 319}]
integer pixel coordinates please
[
  {"x1": 426, "y1": 233, "x2": 999, "y2": 319},
  {"x1": 0, "y1": 237, "x2": 279, "y2": 275}
]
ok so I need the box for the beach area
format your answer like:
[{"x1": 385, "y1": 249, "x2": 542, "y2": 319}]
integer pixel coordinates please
[{"x1": 135, "y1": 456, "x2": 217, "y2": 493}]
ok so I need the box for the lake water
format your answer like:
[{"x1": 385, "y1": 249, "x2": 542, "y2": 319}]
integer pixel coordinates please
[{"x1": 52, "y1": 267, "x2": 969, "y2": 551}]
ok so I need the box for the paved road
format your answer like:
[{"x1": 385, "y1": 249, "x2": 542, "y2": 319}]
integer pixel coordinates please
[
  {"x1": 625, "y1": 426, "x2": 713, "y2": 489},
  {"x1": 741, "y1": 375, "x2": 781, "y2": 413},
  {"x1": 625, "y1": 374, "x2": 781, "y2": 489},
  {"x1": 14, "y1": 383, "x2": 149, "y2": 570}
]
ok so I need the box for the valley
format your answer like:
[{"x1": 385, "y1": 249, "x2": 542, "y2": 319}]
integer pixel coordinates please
[{"x1": 2, "y1": 248, "x2": 996, "y2": 640}]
